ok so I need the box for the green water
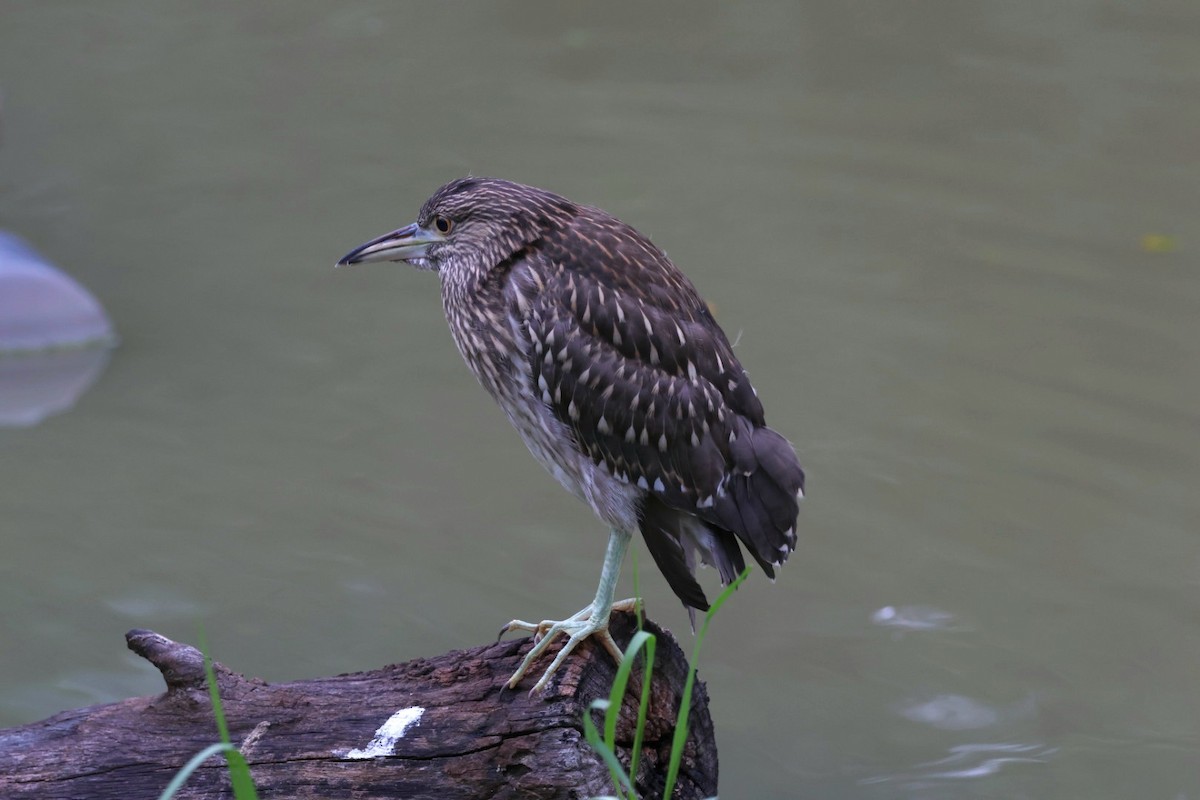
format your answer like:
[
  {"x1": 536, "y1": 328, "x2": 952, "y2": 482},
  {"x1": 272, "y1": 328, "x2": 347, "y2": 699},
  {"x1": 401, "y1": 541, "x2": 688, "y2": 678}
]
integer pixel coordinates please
[{"x1": 1, "y1": 3, "x2": 1197, "y2": 797}]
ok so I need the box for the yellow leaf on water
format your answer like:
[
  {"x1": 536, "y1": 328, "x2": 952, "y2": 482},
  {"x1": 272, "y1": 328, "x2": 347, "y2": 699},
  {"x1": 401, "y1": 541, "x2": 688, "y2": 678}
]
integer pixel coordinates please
[{"x1": 1140, "y1": 234, "x2": 1177, "y2": 253}]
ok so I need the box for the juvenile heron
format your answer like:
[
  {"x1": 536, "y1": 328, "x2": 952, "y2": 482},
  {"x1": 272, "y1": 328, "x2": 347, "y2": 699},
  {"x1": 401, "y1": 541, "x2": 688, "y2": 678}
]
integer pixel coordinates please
[{"x1": 338, "y1": 178, "x2": 804, "y2": 692}]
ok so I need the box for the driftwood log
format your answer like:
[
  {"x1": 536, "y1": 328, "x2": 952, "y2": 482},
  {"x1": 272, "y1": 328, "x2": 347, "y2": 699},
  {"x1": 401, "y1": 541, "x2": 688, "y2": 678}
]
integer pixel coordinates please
[{"x1": 0, "y1": 613, "x2": 717, "y2": 799}]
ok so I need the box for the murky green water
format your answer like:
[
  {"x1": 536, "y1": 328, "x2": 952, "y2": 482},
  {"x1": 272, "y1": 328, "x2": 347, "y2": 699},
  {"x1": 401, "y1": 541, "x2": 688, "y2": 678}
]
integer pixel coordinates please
[{"x1": 2, "y1": 3, "x2": 1197, "y2": 797}]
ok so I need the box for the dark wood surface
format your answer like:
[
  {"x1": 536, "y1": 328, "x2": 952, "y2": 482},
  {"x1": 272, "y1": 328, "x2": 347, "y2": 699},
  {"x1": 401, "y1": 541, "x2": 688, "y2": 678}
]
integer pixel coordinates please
[{"x1": 0, "y1": 613, "x2": 717, "y2": 799}]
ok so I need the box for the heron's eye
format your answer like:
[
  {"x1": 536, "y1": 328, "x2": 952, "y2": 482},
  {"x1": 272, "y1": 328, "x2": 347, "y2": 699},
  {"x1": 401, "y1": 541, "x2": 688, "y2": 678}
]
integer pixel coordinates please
[{"x1": 433, "y1": 215, "x2": 453, "y2": 235}]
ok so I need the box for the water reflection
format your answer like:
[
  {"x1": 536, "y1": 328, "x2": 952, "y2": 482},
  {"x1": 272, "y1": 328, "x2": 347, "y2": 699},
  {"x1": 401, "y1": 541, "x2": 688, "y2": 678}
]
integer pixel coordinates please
[{"x1": 0, "y1": 349, "x2": 113, "y2": 427}]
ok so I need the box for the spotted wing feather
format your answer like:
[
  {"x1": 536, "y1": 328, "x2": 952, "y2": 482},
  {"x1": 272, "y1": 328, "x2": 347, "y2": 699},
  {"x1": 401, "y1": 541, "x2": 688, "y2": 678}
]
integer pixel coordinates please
[{"x1": 524, "y1": 209, "x2": 804, "y2": 610}]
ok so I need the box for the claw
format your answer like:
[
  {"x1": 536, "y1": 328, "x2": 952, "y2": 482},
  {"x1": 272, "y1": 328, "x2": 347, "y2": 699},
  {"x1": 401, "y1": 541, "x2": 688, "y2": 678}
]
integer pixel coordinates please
[
  {"x1": 501, "y1": 530, "x2": 636, "y2": 693},
  {"x1": 498, "y1": 619, "x2": 539, "y2": 643},
  {"x1": 503, "y1": 598, "x2": 640, "y2": 692}
]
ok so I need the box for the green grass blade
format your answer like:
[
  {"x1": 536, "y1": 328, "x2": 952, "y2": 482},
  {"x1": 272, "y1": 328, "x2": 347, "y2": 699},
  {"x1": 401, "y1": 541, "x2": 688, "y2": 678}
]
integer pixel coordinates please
[
  {"x1": 631, "y1": 547, "x2": 645, "y2": 632},
  {"x1": 222, "y1": 750, "x2": 258, "y2": 800},
  {"x1": 157, "y1": 742, "x2": 236, "y2": 800},
  {"x1": 627, "y1": 632, "x2": 656, "y2": 789},
  {"x1": 663, "y1": 566, "x2": 751, "y2": 799},
  {"x1": 604, "y1": 630, "x2": 655, "y2": 747},
  {"x1": 199, "y1": 635, "x2": 231, "y2": 744},
  {"x1": 622, "y1": 549, "x2": 651, "y2": 788},
  {"x1": 584, "y1": 699, "x2": 636, "y2": 798},
  {"x1": 200, "y1": 633, "x2": 259, "y2": 800},
  {"x1": 590, "y1": 629, "x2": 657, "y2": 799}
]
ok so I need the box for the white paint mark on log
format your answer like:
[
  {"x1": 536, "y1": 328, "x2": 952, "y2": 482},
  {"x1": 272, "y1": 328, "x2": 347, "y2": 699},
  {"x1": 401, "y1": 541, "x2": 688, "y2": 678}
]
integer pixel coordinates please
[{"x1": 345, "y1": 706, "x2": 424, "y2": 759}]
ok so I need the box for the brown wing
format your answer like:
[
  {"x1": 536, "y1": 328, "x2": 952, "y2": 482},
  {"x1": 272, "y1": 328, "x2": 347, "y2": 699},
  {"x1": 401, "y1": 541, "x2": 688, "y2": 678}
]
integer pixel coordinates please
[{"x1": 524, "y1": 210, "x2": 804, "y2": 592}]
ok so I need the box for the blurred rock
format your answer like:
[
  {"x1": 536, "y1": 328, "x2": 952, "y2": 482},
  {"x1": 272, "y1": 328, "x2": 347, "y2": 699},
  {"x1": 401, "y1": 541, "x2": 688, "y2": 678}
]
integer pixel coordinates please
[
  {"x1": 0, "y1": 231, "x2": 116, "y2": 426},
  {"x1": 0, "y1": 231, "x2": 114, "y2": 351}
]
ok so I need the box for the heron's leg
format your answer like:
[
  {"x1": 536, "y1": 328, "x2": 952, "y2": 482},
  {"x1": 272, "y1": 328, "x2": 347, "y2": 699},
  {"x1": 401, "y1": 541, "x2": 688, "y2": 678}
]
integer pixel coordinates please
[{"x1": 501, "y1": 528, "x2": 638, "y2": 693}]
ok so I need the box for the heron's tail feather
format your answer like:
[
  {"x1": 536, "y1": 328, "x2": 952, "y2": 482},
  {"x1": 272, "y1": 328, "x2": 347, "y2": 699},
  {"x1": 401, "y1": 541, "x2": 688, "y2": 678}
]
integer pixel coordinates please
[
  {"x1": 707, "y1": 426, "x2": 803, "y2": 578},
  {"x1": 638, "y1": 426, "x2": 803, "y2": 614},
  {"x1": 638, "y1": 495, "x2": 747, "y2": 614}
]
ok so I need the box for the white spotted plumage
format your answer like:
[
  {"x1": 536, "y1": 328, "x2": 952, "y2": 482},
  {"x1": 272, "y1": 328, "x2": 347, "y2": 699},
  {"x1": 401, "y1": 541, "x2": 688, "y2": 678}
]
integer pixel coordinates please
[{"x1": 401, "y1": 177, "x2": 804, "y2": 612}]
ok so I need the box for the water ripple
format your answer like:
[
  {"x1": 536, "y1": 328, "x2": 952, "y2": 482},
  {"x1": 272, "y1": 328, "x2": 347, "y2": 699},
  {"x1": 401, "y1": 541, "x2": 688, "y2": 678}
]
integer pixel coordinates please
[
  {"x1": 871, "y1": 604, "x2": 962, "y2": 632},
  {"x1": 863, "y1": 741, "x2": 1057, "y2": 788}
]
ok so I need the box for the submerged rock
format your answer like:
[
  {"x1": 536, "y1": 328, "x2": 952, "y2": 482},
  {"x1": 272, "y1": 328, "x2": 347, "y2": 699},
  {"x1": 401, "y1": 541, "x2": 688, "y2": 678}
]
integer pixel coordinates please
[
  {"x1": 0, "y1": 231, "x2": 115, "y2": 352},
  {"x1": 0, "y1": 231, "x2": 116, "y2": 426}
]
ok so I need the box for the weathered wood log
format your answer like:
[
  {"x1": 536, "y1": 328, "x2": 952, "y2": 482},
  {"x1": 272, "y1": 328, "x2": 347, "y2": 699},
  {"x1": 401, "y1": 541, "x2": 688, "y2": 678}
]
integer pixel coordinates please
[{"x1": 0, "y1": 613, "x2": 717, "y2": 799}]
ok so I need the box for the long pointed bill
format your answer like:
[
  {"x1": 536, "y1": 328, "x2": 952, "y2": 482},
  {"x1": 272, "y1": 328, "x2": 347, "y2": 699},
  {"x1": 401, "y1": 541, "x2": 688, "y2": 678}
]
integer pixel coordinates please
[{"x1": 336, "y1": 223, "x2": 440, "y2": 267}]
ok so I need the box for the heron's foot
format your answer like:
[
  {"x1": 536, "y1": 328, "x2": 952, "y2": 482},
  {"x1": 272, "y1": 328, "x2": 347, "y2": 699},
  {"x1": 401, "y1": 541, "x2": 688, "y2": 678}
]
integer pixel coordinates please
[{"x1": 500, "y1": 598, "x2": 640, "y2": 693}]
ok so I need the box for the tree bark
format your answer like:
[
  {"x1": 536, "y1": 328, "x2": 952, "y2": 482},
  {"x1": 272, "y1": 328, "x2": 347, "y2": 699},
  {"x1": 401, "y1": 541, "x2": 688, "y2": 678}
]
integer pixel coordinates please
[{"x1": 0, "y1": 613, "x2": 717, "y2": 799}]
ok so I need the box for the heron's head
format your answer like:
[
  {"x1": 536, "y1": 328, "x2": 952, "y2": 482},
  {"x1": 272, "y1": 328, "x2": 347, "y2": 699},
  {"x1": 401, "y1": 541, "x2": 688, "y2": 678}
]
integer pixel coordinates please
[{"x1": 337, "y1": 177, "x2": 577, "y2": 281}]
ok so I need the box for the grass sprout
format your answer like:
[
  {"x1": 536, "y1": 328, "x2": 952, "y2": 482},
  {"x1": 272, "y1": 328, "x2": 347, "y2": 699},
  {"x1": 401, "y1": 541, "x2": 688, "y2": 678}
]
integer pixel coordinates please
[
  {"x1": 586, "y1": 565, "x2": 750, "y2": 799},
  {"x1": 158, "y1": 634, "x2": 259, "y2": 800}
]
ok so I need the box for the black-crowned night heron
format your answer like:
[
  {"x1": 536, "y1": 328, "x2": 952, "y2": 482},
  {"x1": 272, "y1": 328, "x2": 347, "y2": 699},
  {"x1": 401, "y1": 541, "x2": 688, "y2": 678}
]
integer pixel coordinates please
[{"x1": 338, "y1": 178, "x2": 804, "y2": 692}]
